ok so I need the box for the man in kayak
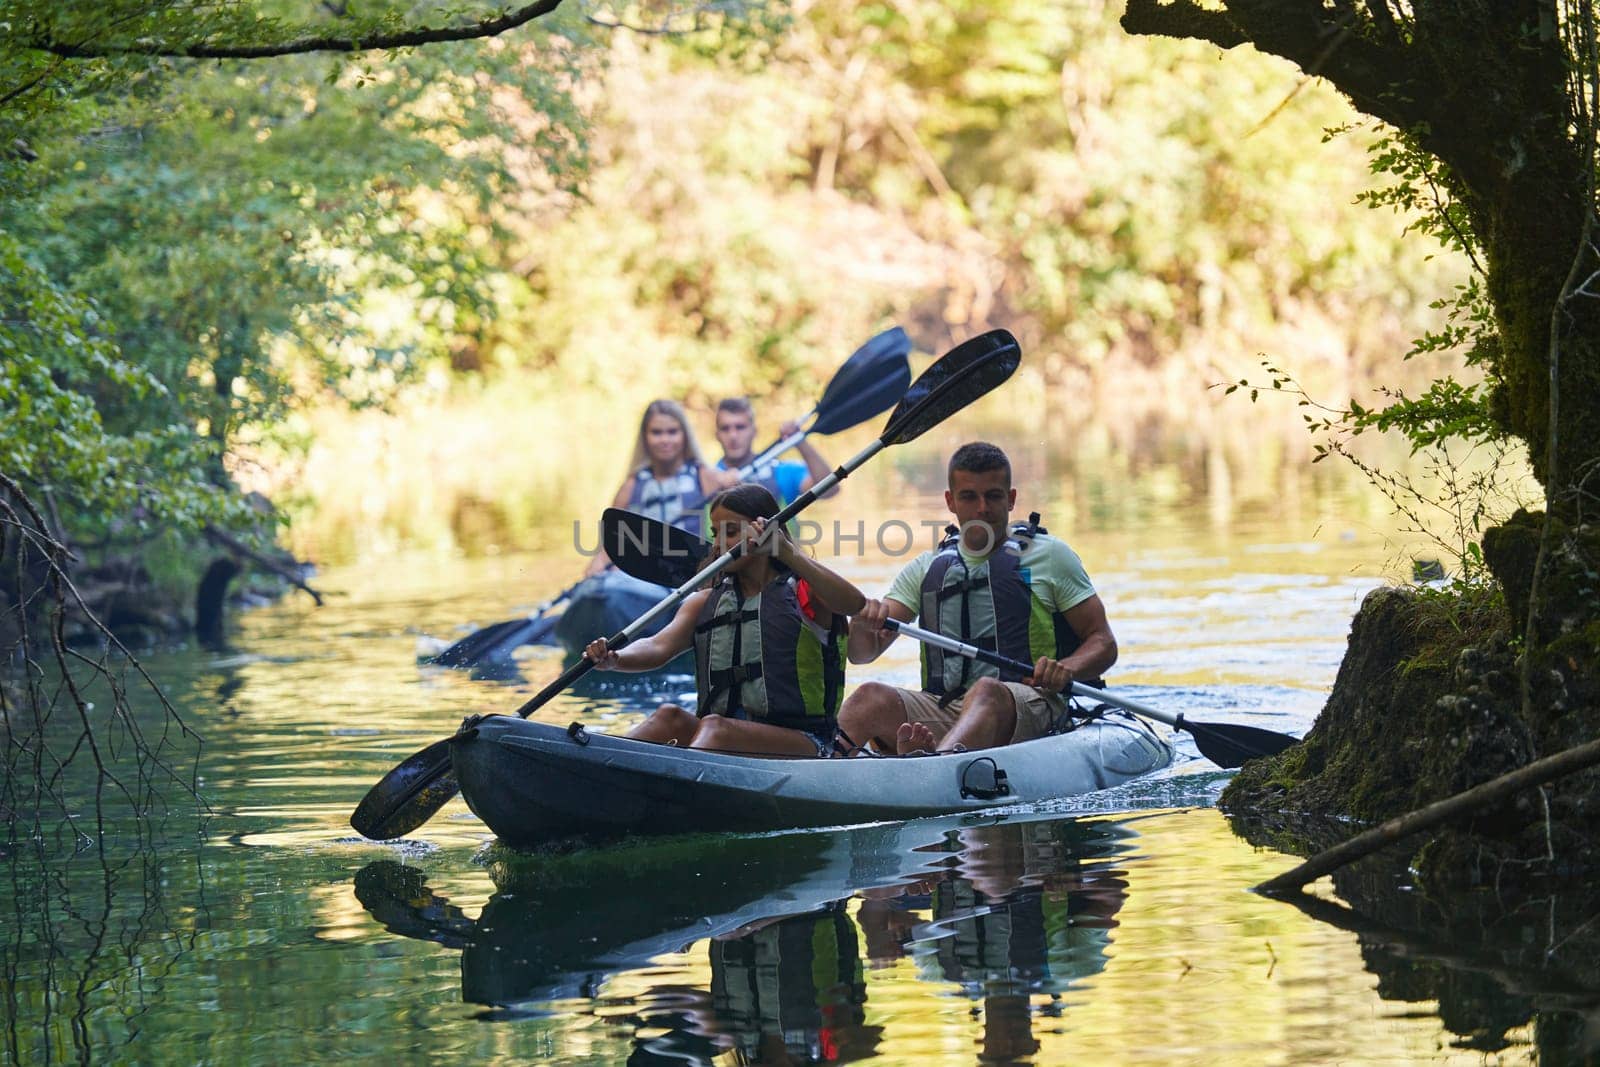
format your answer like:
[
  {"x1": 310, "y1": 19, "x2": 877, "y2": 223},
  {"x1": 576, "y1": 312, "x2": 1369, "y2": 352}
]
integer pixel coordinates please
[
  {"x1": 837, "y1": 441, "x2": 1117, "y2": 755},
  {"x1": 713, "y1": 397, "x2": 838, "y2": 504},
  {"x1": 584, "y1": 483, "x2": 864, "y2": 757}
]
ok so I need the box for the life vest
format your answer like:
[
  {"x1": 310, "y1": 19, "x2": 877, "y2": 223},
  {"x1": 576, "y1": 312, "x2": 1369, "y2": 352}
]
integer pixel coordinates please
[
  {"x1": 692, "y1": 573, "x2": 845, "y2": 731},
  {"x1": 742, "y1": 463, "x2": 789, "y2": 505},
  {"x1": 627, "y1": 460, "x2": 704, "y2": 537},
  {"x1": 917, "y1": 513, "x2": 1091, "y2": 697},
  {"x1": 708, "y1": 459, "x2": 800, "y2": 537}
]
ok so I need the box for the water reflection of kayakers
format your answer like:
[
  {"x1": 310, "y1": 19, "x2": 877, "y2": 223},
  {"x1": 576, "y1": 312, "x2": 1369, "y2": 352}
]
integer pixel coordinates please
[
  {"x1": 702, "y1": 905, "x2": 873, "y2": 1065},
  {"x1": 585, "y1": 399, "x2": 738, "y2": 577},
  {"x1": 584, "y1": 483, "x2": 865, "y2": 757},
  {"x1": 839, "y1": 441, "x2": 1119, "y2": 756},
  {"x1": 857, "y1": 820, "x2": 1126, "y2": 1062}
]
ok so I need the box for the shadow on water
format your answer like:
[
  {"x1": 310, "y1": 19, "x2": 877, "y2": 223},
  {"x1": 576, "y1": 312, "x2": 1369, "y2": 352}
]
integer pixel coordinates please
[
  {"x1": 1231, "y1": 813, "x2": 1600, "y2": 1063},
  {"x1": 354, "y1": 810, "x2": 1134, "y2": 1064}
]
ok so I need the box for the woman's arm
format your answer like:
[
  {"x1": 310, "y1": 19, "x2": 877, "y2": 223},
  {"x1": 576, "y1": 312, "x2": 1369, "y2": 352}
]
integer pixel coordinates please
[
  {"x1": 583, "y1": 590, "x2": 707, "y2": 671},
  {"x1": 752, "y1": 517, "x2": 864, "y2": 620}
]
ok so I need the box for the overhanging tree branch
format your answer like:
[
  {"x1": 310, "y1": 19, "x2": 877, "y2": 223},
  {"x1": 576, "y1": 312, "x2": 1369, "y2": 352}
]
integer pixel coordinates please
[
  {"x1": 1121, "y1": 0, "x2": 1249, "y2": 48},
  {"x1": 18, "y1": 0, "x2": 567, "y2": 60}
]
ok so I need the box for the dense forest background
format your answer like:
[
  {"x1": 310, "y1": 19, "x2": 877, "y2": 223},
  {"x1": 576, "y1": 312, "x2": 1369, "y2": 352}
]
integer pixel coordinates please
[{"x1": 3, "y1": 0, "x2": 1477, "y2": 617}]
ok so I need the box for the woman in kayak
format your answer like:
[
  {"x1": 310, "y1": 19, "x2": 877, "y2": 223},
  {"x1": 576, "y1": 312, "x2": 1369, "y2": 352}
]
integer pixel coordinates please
[
  {"x1": 585, "y1": 399, "x2": 738, "y2": 576},
  {"x1": 584, "y1": 483, "x2": 865, "y2": 757}
]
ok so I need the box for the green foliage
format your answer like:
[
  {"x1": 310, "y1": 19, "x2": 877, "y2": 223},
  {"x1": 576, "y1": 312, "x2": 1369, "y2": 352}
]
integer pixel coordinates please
[
  {"x1": 4, "y1": 0, "x2": 1484, "y2": 575},
  {"x1": 1, "y1": 0, "x2": 603, "y2": 595},
  {"x1": 0, "y1": 229, "x2": 249, "y2": 535}
]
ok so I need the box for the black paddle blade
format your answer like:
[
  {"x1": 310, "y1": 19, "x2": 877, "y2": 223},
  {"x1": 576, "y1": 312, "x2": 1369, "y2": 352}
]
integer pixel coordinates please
[
  {"x1": 1182, "y1": 719, "x2": 1299, "y2": 769},
  {"x1": 349, "y1": 736, "x2": 461, "y2": 839},
  {"x1": 809, "y1": 327, "x2": 913, "y2": 435},
  {"x1": 602, "y1": 508, "x2": 711, "y2": 587},
  {"x1": 882, "y1": 329, "x2": 1020, "y2": 444},
  {"x1": 428, "y1": 617, "x2": 535, "y2": 668}
]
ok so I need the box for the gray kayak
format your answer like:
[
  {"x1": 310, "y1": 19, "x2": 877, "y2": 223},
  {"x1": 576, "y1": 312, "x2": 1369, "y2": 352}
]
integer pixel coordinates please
[
  {"x1": 551, "y1": 569, "x2": 675, "y2": 657},
  {"x1": 451, "y1": 712, "x2": 1173, "y2": 847}
]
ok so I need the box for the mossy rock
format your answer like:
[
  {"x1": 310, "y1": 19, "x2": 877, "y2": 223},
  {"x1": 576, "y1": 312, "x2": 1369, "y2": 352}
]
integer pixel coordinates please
[
  {"x1": 1222, "y1": 540, "x2": 1600, "y2": 888},
  {"x1": 1222, "y1": 585, "x2": 1491, "y2": 822}
]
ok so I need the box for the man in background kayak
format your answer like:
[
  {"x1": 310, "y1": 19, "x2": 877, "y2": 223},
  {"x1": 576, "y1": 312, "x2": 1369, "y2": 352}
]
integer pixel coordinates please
[
  {"x1": 838, "y1": 442, "x2": 1117, "y2": 755},
  {"x1": 714, "y1": 397, "x2": 839, "y2": 504}
]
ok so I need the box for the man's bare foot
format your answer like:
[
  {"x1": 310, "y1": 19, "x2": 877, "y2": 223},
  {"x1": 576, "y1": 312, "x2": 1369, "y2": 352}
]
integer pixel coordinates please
[{"x1": 896, "y1": 721, "x2": 937, "y2": 755}]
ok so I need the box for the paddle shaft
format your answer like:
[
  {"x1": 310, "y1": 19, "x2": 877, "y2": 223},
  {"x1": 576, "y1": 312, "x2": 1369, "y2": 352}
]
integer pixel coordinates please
[
  {"x1": 508, "y1": 438, "x2": 887, "y2": 721},
  {"x1": 882, "y1": 618, "x2": 1110, "y2": 705},
  {"x1": 739, "y1": 414, "x2": 815, "y2": 481},
  {"x1": 882, "y1": 619, "x2": 1297, "y2": 767},
  {"x1": 527, "y1": 578, "x2": 583, "y2": 618}
]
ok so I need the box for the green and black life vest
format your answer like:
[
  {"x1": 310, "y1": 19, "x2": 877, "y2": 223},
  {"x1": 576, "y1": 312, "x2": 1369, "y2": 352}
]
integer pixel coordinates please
[
  {"x1": 918, "y1": 513, "x2": 1091, "y2": 698},
  {"x1": 693, "y1": 573, "x2": 845, "y2": 731}
]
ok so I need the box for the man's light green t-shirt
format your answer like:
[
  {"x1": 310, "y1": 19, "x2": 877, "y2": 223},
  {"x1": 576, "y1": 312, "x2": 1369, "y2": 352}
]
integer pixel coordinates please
[{"x1": 884, "y1": 532, "x2": 1097, "y2": 618}]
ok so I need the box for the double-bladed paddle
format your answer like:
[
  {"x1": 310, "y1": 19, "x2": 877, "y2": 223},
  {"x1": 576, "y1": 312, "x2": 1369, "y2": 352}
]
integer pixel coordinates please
[
  {"x1": 422, "y1": 327, "x2": 913, "y2": 671},
  {"x1": 349, "y1": 329, "x2": 1022, "y2": 840},
  {"x1": 883, "y1": 619, "x2": 1298, "y2": 768},
  {"x1": 595, "y1": 510, "x2": 1299, "y2": 770}
]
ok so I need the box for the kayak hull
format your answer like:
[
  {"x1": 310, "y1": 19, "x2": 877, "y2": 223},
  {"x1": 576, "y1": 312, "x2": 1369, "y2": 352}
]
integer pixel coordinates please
[
  {"x1": 551, "y1": 570, "x2": 676, "y2": 657},
  {"x1": 452, "y1": 713, "x2": 1172, "y2": 848}
]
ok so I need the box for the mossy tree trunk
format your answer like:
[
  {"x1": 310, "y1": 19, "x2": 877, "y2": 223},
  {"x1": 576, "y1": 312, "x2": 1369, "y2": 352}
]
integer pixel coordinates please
[{"x1": 1123, "y1": 0, "x2": 1600, "y2": 500}]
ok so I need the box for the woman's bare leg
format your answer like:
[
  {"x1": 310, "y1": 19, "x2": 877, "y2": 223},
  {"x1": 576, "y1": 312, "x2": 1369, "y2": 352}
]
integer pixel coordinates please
[
  {"x1": 627, "y1": 703, "x2": 699, "y2": 746},
  {"x1": 688, "y1": 715, "x2": 824, "y2": 757}
]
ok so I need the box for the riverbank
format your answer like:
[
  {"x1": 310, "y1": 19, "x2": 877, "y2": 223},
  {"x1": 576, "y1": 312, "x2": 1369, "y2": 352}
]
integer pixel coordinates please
[{"x1": 1222, "y1": 509, "x2": 1600, "y2": 888}]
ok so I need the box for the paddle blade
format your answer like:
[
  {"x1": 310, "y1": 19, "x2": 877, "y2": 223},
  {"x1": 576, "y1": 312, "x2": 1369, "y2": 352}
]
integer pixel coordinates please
[
  {"x1": 602, "y1": 508, "x2": 710, "y2": 587},
  {"x1": 808, "y1": 327, "x2": 913, "y2": 436},
  {"x1": 428, "y1": 615, "x2": 556, "y2": 669},
  {"x1": 428, "y1": 618, "x2": 523, "y2": 667},
  {"x1": 881, "y1": 329, "x2": 1021, "y2": 444},
  {"x1": 349, "y1": 736, "x2": 461, "y2": 840},
  {"x1": 1183, "y1": 719, "x2": 1299, "y2": 769}
]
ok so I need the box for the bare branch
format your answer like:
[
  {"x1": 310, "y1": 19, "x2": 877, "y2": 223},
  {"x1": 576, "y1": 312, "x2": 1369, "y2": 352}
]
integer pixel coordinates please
[
  {"x1": 18, "y1": 0, "x2": 566, "y2": 61},
  {"x1": 1255, "y1": 736, "x2": 1600, "y2": 894},
  {"x1": 585, "y1": 1, "x2": 730, "y2": 36},
  {"x1": 1123, "y1": 1, "x2": 1428, "y2": 143},
  {"x1": 202, "y1": 525, "x2": 323, "y2": 606}
]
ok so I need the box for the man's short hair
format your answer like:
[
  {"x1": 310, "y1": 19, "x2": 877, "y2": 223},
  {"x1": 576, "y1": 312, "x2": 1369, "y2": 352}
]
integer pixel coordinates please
[
  {"x1": 948, "y1": 442, "x2": 1011, "y2": 487},
  {"x1": 716, "y1": 397, "x2": 754, "y2": 419}
]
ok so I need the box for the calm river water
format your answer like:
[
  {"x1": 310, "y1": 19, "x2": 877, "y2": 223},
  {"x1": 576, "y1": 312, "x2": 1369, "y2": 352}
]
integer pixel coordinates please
[{"x1": 3, "y1": 442, "x2": 1571, "y2": 1064}]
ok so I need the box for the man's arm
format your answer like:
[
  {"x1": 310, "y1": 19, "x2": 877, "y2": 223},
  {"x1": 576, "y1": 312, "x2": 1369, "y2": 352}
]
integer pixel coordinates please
[
  {"x1": 781, "y1": 419, "x2": 838, "y2": 499},
  {"x1": 1057, "y1": 594, "x2": 1117, "y2": 681},
  {"x1": 846, "y1": 597, "x2": 916, "y2": 664}
]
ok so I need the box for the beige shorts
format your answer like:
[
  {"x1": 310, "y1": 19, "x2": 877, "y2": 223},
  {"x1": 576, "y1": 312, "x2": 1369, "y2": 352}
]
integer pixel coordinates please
[{"x1": 893, "y1": 682, "x2": 1067, "y2": 746}]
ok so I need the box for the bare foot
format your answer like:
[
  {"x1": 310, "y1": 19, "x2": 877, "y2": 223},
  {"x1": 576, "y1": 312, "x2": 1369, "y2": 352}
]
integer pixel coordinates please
[{"x1": 896, "y1": 721, "x2": 937, "y2": 756}]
